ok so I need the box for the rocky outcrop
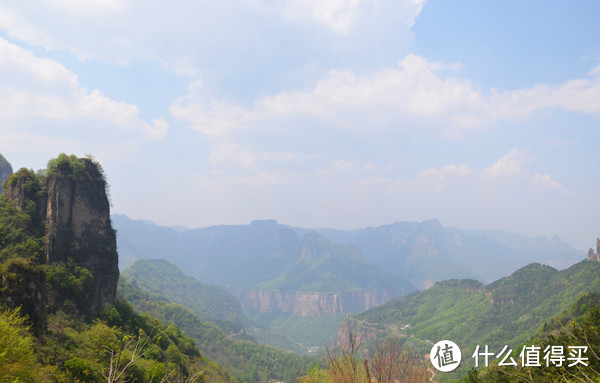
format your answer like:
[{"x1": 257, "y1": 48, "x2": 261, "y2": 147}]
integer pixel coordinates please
[
  {"x1": 587, "y1": 238, "x2": 600, "y2": 262},
  {"x1": 4, "y1": 156, "x2": 119, "y2": 318},
  {"x1": 336, "y1": 317, "x2": 380, "y2": 348},
  {"x1": 236, "y1": 289, "x2": 406, "y2": 317}
]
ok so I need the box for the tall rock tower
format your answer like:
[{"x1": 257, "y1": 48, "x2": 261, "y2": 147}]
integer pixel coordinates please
[
  {"x1": 4, "y1": 155, "x2": 119, "y2": 317},
  {"x1": 44, "y1": 157, "x2": 119, "y2": 316},
  {"x1": 587, "y1": 238, "x2": 600, "y2": 262}
]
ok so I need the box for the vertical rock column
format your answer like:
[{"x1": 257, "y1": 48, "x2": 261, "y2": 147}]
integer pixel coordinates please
[{"x1": 45, "y1": 158, "x2": 119, "y2": 317}]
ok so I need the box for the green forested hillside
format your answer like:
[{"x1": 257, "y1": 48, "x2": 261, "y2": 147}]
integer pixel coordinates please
[
  {"x1": 467, "y1": 292, "x2": 600, "y2": 382},
  {"x1": 123, "y1": 259, "x2": 250, "y2": 329},
  {"x1": 119, "y1": 278, "x2": 317, "y2": 382},
  {"x1": 342, "y1": 259, "x2": 600, "y2": 375}
]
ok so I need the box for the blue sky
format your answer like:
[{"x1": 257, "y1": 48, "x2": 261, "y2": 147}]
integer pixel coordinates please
[{"x1": 0, "y1": 0, "x2": 598, "y2": 250}]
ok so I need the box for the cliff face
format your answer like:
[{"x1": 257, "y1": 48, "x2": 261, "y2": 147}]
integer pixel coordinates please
[
  {"x1": 4, "y1": 156, "x2": 119, "y2": 318},
  {"x1": 236, "y1": 288, "x2": 406, "y2": 317}
]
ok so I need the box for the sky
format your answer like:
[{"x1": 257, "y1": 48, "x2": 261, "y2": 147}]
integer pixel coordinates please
[{"x1": 0, "y1": 0, "x2": 599, "y2": 250}]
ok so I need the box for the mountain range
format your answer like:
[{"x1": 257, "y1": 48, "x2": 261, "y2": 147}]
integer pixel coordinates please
[
  {"x1": 113, "y1": 214, "x2": 584, "y2": 354},
  {"x1": 113, "y1": 214, "x2": 583, "y2": 291}
]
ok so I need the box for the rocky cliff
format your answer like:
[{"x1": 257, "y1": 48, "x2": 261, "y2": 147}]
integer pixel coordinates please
[
  {"x1": 336, "y1": 317, "x2": 381, "y2": 348},
  {"x1": 236, "y1": 288, "x2": 407, "y2": 317},
  {"x1": 3, "y1": 154, "x2": 119, "y2": 317}
]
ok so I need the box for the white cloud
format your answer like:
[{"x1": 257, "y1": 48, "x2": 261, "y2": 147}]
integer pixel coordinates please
[
  {"x1": 230, "y1": 171, "x2": 286, "y2": 187},
  {"x1": 45, "y1": 0, "x2": 124, "y2": 13},
  {"x1": 419, "y1": 163, "x2": 473, "y2": 180},
  {"x1": 0, "y1": 37, "x2": 168, "y2": 162},
  {"x1": 169, "y1": 52, "x2": 600, "y2": 196},
  {"x1": 331, "y1": 160, "x2": 354, "y2": 170},
  {"x1": 415, "y1": 148, "x2": 569, "y2": 196},
  {"x1": 208, "y1": 142, "x2": 299, "y2": 170},
  {"x1": 171, "y1": 54, "x2": 486, "y2": 141},
  {"x1": 209, "y1": 142, "x2": 261, "y2": 169},
  {"x1": 0, "y1": 6, "x2": 56, "y2": 51},
  {"x1": 0, "y1": 0, "x2": 422, "y2": 78},
  {"x1": 490, "y1": 73, "x2": 600, "y2": 119},
  {"x1": 280, "y1": 0, "x2": 363, "y2": 33},
  {"x1": 483, "y1": 148, "x2": 529, "y2": 178},
  {"x1": 277, "y1": 0, "x2": 424, "y2": 33},
  {"x1": 172, "y1": 53, "x2": 600, "y2": 151},
  {"x1": 532, "y1": 173, "x2": 570, "y2": 194}
]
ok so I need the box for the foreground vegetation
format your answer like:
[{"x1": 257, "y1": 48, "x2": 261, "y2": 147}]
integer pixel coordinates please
[
  {"x1": 0, "y1": 302, "x2": 231, "y2": 382},
  {"x1": 298, "y1": 335, "x2": 428, "y2": 383}
]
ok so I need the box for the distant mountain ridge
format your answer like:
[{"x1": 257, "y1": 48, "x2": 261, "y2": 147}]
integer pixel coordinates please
[
  {"x1": 113, "y1": 214, "x2": 582, "y2": 290},
  {"x1": 298, "y1": 219, "x2": 583, "y2": 288}
]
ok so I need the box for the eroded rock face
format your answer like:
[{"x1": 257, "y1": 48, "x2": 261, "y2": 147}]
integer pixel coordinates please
[{"x1": 44, "y1": 159, "x2": 119, "y2": 316}]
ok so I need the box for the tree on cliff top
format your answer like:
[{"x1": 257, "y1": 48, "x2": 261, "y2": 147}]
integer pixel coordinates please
[{"x1": 45, "y1": 153, "x2": 109, "y2": 196}]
